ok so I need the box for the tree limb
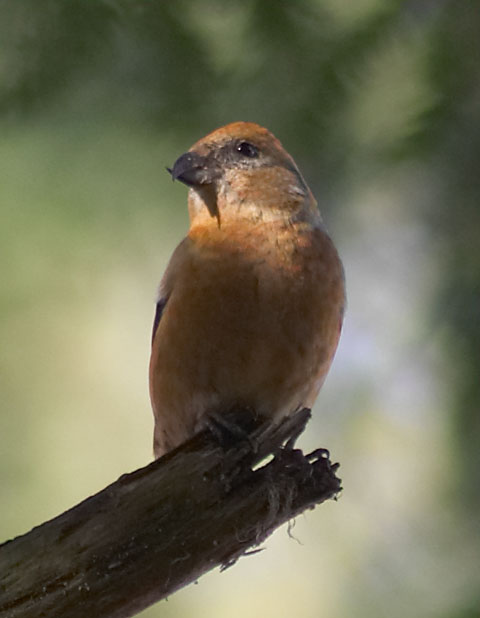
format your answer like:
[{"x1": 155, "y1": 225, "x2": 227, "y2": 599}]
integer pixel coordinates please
[{"x1": 0, "y1": 409, "x2": 341, "y2": 618}]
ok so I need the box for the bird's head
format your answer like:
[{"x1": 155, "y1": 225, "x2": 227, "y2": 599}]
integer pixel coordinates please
[{"x1": 168, "y1": 122, "x2": 319, "y2": 228}]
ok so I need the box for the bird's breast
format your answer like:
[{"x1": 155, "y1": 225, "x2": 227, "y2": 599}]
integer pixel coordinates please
[{"x1": 150, "y1": 221, "x2": 344, "y2": 431}]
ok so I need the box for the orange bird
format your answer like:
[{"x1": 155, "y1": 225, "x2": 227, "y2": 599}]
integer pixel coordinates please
[{"x1": 149, "y1": 122, "x2": 345, "y2": 458}]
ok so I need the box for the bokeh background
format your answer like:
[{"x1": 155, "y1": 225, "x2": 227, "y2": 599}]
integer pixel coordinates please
[{"x1": 1, "y1": 1, "x2": 479, "y2": 617}]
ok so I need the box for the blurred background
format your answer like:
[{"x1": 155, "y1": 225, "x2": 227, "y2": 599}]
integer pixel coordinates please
[{"x1": 1, "y1": 1, "x2": 479, "y2": 616}]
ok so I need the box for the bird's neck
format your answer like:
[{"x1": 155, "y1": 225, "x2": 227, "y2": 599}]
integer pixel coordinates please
[
  {"x1": 187, "y1": 184, "x2": 321, "y2": 230},
  {"x1": 187, "y1": 213, "x2": 325, "y2": 270}
]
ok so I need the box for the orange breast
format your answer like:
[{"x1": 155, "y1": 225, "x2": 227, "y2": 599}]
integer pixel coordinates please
[{"x1": 149, "y1": 221, "x2": 345, "y2": 456}]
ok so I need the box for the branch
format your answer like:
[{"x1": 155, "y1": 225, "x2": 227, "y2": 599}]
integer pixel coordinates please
[{"x1": 0, "y1": 409, "x2": 341, "y2": 618}]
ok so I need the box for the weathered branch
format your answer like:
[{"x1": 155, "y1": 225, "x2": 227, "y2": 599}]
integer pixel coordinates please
[{"x1": 0, "y1": 409, "x2": 341, "y2": 618}]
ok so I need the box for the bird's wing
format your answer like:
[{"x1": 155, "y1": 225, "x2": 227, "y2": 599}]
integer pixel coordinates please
[
  {"x1": 151, "y1": 237, "x2": 190, "y2": 347},
  {"x1": 151, "y1": 296, "x2": 168, "y2": 345}
]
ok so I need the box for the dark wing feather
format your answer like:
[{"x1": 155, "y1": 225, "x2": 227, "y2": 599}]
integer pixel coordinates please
[{"x1": 151, "y1": 297, "x2": 168, "y2": 346}]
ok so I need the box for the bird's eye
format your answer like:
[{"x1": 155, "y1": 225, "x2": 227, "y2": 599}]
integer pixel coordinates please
[{"x1": 236, "y1": 141, "x2": 259, "y2": 158}]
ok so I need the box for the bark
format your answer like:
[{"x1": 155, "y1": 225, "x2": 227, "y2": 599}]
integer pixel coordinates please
[{"x1": 0, "y1": 409, "x2": 341, "y2": 618}]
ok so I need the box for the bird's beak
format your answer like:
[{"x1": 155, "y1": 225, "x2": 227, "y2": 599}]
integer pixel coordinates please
[{"x1": 168, "y1": 151, "x2": 221, "y2": 188}]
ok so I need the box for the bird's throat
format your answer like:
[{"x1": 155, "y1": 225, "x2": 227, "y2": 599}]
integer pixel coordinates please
[{"x1": 195, "y1": 184, "x2": 221, "y2": 227}]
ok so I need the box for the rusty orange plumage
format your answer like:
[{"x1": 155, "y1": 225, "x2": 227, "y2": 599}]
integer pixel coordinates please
[{"x1": 149, "y1": 122, "x2": 345, "y2": 458}]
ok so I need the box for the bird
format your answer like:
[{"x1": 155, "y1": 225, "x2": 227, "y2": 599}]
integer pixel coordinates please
[{"x1": 149, "y1": 122, "x2": 345, "y2": 458}]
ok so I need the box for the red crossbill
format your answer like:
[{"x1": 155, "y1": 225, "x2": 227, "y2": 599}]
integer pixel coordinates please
[{"x1": 149, "y1": 122, "x2": 345, "y2": 458}]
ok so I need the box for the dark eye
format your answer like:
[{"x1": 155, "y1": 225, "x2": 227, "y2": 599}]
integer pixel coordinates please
[{"x1": 236, "y1": 141, "x2": 258, "y2": 158}]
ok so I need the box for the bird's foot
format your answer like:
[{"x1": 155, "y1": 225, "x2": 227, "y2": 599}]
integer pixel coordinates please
[
  {"x1": 284, "y1": 408, "x2": 311, "y2": 450},
  {"x1": 206, "y1": 408, "x2": 259, "y2": 453}
]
